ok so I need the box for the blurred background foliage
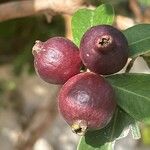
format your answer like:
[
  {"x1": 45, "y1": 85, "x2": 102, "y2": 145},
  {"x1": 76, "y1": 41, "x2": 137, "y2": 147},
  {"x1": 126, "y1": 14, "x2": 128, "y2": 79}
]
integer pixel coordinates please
[{"x1": 0, "y1": 16, "x2": 65, "y2": 75}]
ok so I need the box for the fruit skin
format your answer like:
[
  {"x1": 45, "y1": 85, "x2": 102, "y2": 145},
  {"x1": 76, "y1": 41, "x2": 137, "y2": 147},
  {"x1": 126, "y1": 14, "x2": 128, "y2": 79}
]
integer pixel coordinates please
[
  {"x1": 32, "y1": 37, "x2": 82, "y2": 84},
  {"x1": 80, "y1": 25, "x2": 129, "y2": 75},
  {"x1": 58, "y1": 72, "x2": 116, "y2": 135}
]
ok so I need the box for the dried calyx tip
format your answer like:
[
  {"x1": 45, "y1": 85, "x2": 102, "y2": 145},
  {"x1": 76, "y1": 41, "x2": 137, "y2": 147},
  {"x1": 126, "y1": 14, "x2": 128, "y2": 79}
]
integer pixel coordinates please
[
  {"x1": 32, "y1": 40, "x2": 43, "y2": 55},
  {"x1": 71, "y1": 120, "x2": 88, "y2": 136},
  {"x1": 97, "y1": 35, "x2": 112, "y2": 48},
  {"x1": 35, "y1": 40, "x2": 41, "y2": 44}
]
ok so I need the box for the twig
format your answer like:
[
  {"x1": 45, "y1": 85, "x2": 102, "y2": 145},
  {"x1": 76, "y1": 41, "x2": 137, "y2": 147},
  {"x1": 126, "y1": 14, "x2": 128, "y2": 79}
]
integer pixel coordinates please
[
  {"x1": 143, "y1": 8, "x2": 150, "y2": 23},
  {"x1": 125, "y1": 58, "x2": 137, "y2": 73},
  {"x1": 63, "y1": 15, "x2": 72, "y2": 39},
  {"x1": 0, "y1": 0, "x2": 85, "y2": 22},
  {"x1": 129, "y1": 0, "x2": 143, "y2": 22}
]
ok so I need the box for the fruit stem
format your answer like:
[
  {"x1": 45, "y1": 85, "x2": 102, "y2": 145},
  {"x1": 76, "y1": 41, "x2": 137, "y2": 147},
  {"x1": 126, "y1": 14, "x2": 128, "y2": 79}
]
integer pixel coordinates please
[{"x1": 71, "y1": 120, "x2": 88, "y2": 136}]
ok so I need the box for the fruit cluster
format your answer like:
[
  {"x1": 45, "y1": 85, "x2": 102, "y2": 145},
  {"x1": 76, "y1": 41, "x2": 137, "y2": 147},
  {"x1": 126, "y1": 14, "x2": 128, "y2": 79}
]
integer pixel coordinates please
[{"x1": 32, "y1": 25, "x2": 129, "y2": 135}]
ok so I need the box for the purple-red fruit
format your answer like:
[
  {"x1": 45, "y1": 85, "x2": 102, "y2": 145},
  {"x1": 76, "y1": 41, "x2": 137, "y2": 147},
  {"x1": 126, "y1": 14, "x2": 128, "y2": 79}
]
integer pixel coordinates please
[
  {"x1": 80, "y1": 25, "x2": 129, "y2": 75},
  {"x1": 32, "y1": 37, "x2": 82, "y2": 84},
  {"x1": 58, "y1": 72, "x2": 116, "y2": 135}
]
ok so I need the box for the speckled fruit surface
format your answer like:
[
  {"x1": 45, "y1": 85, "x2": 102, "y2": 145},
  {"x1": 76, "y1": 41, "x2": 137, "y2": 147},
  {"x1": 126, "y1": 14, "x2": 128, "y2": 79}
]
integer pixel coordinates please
[
  {"x1": 58, "y1": 72, "x2": 116, "y2": 135},
  {"x1": 32, "y1": 37, "x2": 82, "y2": 84},
  {"x1": 80, "y1": 25, "x2": 129, "y2": 75}
]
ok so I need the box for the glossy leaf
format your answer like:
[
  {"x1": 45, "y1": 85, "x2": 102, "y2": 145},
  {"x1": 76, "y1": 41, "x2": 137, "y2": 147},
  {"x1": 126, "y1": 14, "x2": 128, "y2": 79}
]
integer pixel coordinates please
[
  {"x1": 123, "y1": 24, "x2": 150, "y2": 58},
  {"x1": 107, "y1": 73, "x2": 150, "y2": 121},
  {"x1": 72, "y1": 9, "x2": 93, "y2": 46},
  {"x1": 93, "y1": 4, "x2": 115, "y2": 26},
  {"x1": 72, "y1": 4, "x2": 114, "y2": 46},
  {"x1": 78, "y1": 108, "x2": 134, "y2": 150}
]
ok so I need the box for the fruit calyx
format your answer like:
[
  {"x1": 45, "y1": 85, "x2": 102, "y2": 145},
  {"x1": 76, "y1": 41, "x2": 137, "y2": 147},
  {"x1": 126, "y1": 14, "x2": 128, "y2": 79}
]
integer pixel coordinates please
[
  {"x1": 32, "y1": 40, "x2": 43, "y2": 55},
  {"x1": 71, "y1": 120, "x2": 88, "y2": 136},
  {"x1": 95, "y1": 35, "x2": 113, "y2": 53}
]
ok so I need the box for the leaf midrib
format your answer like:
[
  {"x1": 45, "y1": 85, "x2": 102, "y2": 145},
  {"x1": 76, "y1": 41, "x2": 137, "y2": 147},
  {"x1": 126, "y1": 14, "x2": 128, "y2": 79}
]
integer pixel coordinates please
[
  {"x1": 112, "y1": 84, "x2": 150, "y2": 102},
  {"x1": 129, "y1": 36, "x2": 150, "y2": 46},
  {"x1": 90, "y1": 11, "x2": 94, "y2": 27}
]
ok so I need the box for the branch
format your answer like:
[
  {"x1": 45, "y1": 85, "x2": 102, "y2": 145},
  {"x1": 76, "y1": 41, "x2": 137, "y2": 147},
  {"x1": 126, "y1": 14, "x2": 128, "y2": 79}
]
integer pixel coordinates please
[
  {"x1": 144, "y1": 8, "x2": 150, "y2": 23},
  {"x1": 15, "y1": 90, "x2": 59, "y2": 150},
  {"x1": 125, "y1": 58, "x2": 137, "y2": 73},
  {"x1": 129, "y1": 0, "x2": 143, "y2": 22},
  {"x1": 0, "y1": 0, "x2": 85, "y2": 22}
]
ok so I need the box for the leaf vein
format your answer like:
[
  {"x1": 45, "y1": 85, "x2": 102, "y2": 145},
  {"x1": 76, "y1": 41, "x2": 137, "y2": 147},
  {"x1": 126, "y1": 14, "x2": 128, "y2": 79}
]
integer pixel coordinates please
[
  {"x1": 129, "y1": 36, "x2": 150, "y2": 46},
  {"x1": 112, "y1": 85, "x2": 150, "y2": 102}
]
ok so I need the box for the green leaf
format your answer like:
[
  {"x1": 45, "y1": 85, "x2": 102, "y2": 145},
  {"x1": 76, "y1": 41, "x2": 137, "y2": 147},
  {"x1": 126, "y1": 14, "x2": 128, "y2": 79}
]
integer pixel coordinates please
[
  {"x1": 72, "y1": 4, "x2": 114, "y2": 46},
  {"x1": 107, "y1": 73, "x2": 150, "y2": 121},
  {"x1": 123, "y1": 24, "x2": 150, "y2": 58},
  {"x1": 78, "y1": 140, "x2": 113, "y2": 150},
  {"x1": 93, "y1": 4, "x2": 115, "y2": 26},
  {"x1": 72, "y1": 9, "x2": 94, "y2": 47},
  {"x1": 77, "y1": 108, "x2": 134, "y2": 150}
]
